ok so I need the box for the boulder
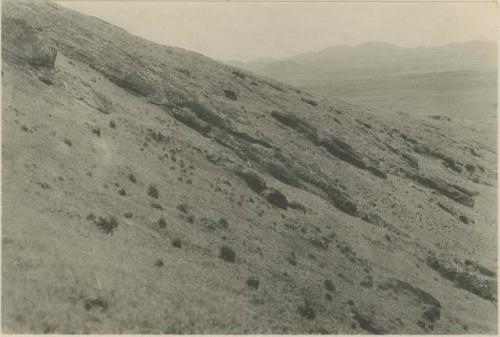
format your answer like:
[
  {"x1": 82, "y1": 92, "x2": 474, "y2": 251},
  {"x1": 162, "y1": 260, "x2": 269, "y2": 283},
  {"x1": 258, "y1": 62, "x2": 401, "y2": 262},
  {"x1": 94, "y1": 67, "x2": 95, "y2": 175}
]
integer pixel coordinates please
[
  {"x1": 235, "y1": 168, "x2": 267, "y2": 194},
  {"x1": 2, "y1": 18, "x2": 57, "y2": 69},
  {"x1": 263, "y1": 188, "x2": 288, "y2": 209}
]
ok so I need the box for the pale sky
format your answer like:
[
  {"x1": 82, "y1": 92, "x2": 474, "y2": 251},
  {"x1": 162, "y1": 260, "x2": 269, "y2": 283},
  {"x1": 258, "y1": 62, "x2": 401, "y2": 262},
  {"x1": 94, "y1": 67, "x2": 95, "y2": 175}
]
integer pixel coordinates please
[{"x1": 57, "y1": 1, "x2": 498, "y2": 61}]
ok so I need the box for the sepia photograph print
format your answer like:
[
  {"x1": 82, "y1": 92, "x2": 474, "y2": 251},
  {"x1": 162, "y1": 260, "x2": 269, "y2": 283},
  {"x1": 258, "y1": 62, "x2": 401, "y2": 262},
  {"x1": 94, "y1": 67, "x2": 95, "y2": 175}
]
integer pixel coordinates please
[{"x1": 1, "y1": 0, "x2": 497, "y2": 334}]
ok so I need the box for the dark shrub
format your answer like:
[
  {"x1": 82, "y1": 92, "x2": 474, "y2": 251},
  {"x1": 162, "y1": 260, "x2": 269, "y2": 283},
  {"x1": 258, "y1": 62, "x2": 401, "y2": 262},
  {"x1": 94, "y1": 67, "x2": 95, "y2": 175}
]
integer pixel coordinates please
[
  {"x1": 219, "y1": 245, "x2": 236, "y2": 263},
  {"x1": 95, "y1": 215, "x2": 118, "y2": 234},
  {"x1": 298, "y1": 300, "x2": 316, "y2": 320},
  {"x1": 176, "y1": 202, "x2": 188, "y2": 213},
  {"x1": 224, "y1": 90, "x2": 238, "y2": 101},
  {"x1": 247, "y1": 276, "x2": 260, "y2": 289},
  {"x1": 287, "y1": 251, "x2": 297, "y2": 266},
  {"x1": 84, "y1": 297, "x2": 109, "y2": 312},
  {"x1": 172, "y1": 238, "x2": 182, "y2": 248},
  {"x1": 324, "y1": 279, "x2": 335, "y2": 292},
  {"x1": 147, "y1": 185, "x2": 159, "y2": 199}
]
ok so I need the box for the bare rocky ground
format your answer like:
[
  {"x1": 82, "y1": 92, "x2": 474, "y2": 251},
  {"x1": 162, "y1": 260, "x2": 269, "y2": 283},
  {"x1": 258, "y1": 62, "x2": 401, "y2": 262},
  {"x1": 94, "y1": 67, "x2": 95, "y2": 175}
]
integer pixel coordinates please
[{"x1": 1, "y1": 0, "x2": 497, "y2": 334}]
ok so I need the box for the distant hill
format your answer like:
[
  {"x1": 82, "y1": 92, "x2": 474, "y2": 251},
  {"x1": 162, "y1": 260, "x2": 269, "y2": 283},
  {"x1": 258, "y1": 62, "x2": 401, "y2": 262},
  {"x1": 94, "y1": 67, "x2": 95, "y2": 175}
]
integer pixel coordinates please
[
  {"x1": 231, "y1": 41, "x2": 496, "y2": 76},
  {"x1": 225, "y1": 56, "x2": 277, "y2": 72},
  {"x1": 227, "y1": 41, "x2": 497, "y2": 120}
]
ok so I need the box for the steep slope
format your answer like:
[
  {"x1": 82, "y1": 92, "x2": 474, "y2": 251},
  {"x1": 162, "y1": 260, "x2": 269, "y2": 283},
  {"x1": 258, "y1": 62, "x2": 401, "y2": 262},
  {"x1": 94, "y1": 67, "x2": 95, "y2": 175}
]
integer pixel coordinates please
[{"x1": 2, "y1": 1, "x2": 497, "y2": 334}]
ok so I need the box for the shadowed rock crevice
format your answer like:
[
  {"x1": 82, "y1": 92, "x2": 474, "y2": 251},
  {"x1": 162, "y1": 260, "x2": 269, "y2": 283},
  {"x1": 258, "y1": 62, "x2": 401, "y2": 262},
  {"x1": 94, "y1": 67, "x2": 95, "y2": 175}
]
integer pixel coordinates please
[
  {"x1": 271, "y1": 111, "x2": 387, "y2": 179},
  {"x1": 172, "y1": 100, "x2": 273, "y2": 149},
  {"x1": 169, "y1": 103, "x2": 361, "y2": 218},
  {"x1": 401, "y1": 169, "x2": 475, "y2": 207}
]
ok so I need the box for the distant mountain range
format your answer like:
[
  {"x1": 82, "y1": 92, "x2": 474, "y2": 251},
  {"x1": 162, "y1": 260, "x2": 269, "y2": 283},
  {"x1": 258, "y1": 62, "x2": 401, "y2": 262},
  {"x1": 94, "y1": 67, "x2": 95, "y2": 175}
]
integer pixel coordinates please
[
  {"x1": 225, "y1": 41, "x2": 497, "y2": 120},
  {"x1": 225, "y1": 41, "x2": 496, "y2": 79}
]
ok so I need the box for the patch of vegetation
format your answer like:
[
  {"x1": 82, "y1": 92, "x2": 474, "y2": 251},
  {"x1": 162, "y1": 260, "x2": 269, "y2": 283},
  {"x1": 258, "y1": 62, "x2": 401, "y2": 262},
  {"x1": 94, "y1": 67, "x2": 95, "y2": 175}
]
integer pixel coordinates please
[
  {"x1": 246, "y1": 276, "x2": 260, "y2": 289},
  {"x1": 158, "y1": 218, "x2": 167, "y2": 228},
  {"x1": 287, "y1": 251, "x2": 297, "y2": 266},
  {"x1": 128, "y1": 174, "x2": 137, "y2": 183},
  {"x1": 324, "y1": 279, "x2": 336, "y2": 292},
  {"x1": 91, "y1": 127, "x2": 101, "y2": 137},
  {"x1": 219, "y1": 245, "x2": 236, "y2": 263},
  {"x1": 224, "y1": 89, "x2": 238, "y2": 101},
  {"x1": 84, "y1": 297, "x2": 109, "y2": 312},
  {"x1": 147, "y1": 185, "x2": 159, "y2": 199},
  {"x1": 360, "y1": 275, "x2": 373, "y2": 288},
  {"x1": 298, "y1": 299, "x2": 316, "y2": 320},
  {"x1": 172, "y1": 238, "x2": 182, "y2": 248},
  {"x1": 176, "y1": 202, "x2": 188, "y2": 213},
  {"x1": 38, "y1": 182, "x2": 50, "y2": 189},
  {"x1": 95, "y1": 215, "x2": 118, "y2": 234}
]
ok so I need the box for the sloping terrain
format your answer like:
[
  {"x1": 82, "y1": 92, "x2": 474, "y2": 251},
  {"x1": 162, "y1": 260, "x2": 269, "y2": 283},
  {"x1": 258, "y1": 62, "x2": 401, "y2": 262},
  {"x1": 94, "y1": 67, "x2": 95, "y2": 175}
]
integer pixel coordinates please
[{"x1": 2, "y1": 1, "x2": 497, "y2": 334}]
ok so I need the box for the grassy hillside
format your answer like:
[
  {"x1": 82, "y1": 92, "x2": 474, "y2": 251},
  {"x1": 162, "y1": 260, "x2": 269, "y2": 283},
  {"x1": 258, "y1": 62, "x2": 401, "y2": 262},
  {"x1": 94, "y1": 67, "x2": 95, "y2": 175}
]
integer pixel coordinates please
[{"x1": 2, "y1": 1, "x2": 497, "y2": 333}]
